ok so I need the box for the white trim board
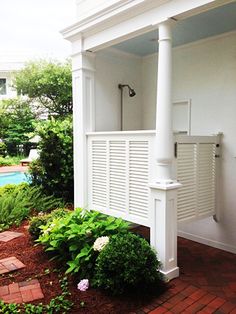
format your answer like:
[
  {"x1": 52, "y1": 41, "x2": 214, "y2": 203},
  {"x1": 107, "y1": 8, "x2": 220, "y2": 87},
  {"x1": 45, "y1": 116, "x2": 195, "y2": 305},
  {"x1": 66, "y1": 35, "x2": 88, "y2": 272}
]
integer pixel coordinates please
[{"x1": 178, "y1": 230, "x2": 236, "y2": 254}]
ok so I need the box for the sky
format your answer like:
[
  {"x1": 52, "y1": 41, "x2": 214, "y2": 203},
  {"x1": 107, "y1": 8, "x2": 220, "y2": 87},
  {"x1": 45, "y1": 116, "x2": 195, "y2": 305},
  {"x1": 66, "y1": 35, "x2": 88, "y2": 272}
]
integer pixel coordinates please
[{"x1": 0, "y1": 0, "x2": 76, "y2": 60}]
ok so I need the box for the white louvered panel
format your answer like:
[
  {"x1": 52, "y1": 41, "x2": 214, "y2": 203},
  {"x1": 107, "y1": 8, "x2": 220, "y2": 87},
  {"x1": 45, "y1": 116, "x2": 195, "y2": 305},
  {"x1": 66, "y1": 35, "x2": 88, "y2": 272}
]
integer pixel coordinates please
[
  {"x1": 91, "y1": 140, "x2": 107, "y2": 207},
  {"x1": 129, "y1": 141, "x2": 149, "y2": 219},
  {"x1": 177, "y1": 143, "x2": 197, "y2": 221},
  {"x1": 109, "y1": 141, "x2": 126, "y2": 212},
  {"x1": 197, "y1": 144, "x2": 216, "y2": 216}
]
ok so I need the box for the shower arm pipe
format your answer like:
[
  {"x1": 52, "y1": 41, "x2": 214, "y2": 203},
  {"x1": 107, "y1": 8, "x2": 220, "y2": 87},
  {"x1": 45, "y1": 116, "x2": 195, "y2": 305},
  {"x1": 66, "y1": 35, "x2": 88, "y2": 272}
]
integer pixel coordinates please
[{"x1": 120, "y1": 87, "x2": 124, "y2": 131}]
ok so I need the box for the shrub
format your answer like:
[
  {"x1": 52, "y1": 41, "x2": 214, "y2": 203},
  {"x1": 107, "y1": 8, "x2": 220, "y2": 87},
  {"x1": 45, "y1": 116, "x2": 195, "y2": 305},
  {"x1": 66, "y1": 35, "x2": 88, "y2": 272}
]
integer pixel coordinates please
[
  {"x1": 29, "y1": 117, "x2": 73, "y2": 201},
  {"x1": 26, "y1": 187, "x2": 65, "y2": 213},
  {"x1": 0, "y1": 185, "x2": 32, "y2": 231},
  {"x1": 38, "y1": 209, "x2": 130, "y2": 277},
  {"x1": 0, "y1": 183, "x2": 65, "y2": 231},
  {"x1": 29, "y1": 208, "x2": 70, "y2": 240},
  {"x1": 0, "y1": 155, "x2": 24, "y2": 166},
  {"x1": 93, "y1": 233, "x2": 163, "y2": 295},
  {"x1": 0, "y1": 182, "x2": 28, "y2": 197},
  {"x1": 0, "y1": 142, "x2": 6, "y2": 156}
]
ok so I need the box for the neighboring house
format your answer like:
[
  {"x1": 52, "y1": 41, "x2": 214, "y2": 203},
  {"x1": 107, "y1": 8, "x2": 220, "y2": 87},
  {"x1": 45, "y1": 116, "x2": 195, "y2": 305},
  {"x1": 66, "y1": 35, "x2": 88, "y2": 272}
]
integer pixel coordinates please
[
  {"x1": 62, "y1": 0, "x2": 236, "y2": 279},
  {"x1": 0, "y1": 53, "x2": 26, "y2": 100}
]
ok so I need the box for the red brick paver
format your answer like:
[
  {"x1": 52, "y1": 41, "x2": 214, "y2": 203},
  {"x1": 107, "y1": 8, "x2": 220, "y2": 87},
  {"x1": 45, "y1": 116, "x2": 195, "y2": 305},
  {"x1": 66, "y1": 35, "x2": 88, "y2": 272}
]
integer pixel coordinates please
[
  {"x1": 0, "y1": 256, "x2": 25, "y2": 274},
  {"x1": 0, "y1": 279, "x2": 44, "y2": 303},
  {"x1": 0, "y1": 231, "x2": 24, "y2": 243},
  {"x1": 132, "y1": 227, "x2": 236, "y2": 313}
]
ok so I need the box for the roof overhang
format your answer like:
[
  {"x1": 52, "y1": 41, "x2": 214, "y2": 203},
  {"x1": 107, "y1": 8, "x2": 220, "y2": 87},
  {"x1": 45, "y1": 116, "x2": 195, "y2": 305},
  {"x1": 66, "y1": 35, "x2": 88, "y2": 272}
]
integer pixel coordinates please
[{"x1": 61, "y1": 0, "x2": 233, "y2": 52}]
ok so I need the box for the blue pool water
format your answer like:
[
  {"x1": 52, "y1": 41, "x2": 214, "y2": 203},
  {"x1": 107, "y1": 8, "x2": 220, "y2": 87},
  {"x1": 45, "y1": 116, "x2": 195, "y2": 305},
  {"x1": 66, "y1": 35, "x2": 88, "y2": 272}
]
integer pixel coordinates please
[{"x1": 0, "y1": 172, "x2": 28, "y2": 186}]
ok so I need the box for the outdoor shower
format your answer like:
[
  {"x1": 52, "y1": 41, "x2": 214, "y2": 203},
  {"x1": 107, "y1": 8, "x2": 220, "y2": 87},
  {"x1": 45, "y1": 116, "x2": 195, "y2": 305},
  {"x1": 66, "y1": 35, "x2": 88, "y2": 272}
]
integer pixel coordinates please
[{"x1": 118, "y1": 84, "x2": 136, "y2": 131}]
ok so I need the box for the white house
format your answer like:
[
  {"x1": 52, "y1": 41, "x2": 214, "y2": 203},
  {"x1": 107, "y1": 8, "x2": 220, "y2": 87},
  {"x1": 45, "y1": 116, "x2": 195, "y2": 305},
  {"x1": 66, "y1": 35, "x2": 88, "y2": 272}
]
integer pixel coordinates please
[
  {"x1": 62, "y1": 0, "x2": 236, "y2": 279},
  {"x1": 0, "y1": 53, "x2": 27, "y2": 100}
]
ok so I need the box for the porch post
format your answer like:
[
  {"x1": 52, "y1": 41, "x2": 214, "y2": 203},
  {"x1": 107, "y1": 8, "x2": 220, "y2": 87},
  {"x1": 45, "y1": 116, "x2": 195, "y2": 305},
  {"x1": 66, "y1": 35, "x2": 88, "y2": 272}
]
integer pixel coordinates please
[
  {"x1": 149, "y1": 21, "x2": 181, "y2": 280},
  {"x1": 72, "y1": 50, "x2": 95, "y2": 208}
]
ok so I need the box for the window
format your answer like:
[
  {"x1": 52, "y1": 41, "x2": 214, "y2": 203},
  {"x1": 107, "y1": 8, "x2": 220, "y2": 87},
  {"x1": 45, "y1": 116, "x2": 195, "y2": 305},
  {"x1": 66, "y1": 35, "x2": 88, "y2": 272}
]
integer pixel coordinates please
[{"x1": 0, "y1": 78, "x2": 7, "y2": 95}]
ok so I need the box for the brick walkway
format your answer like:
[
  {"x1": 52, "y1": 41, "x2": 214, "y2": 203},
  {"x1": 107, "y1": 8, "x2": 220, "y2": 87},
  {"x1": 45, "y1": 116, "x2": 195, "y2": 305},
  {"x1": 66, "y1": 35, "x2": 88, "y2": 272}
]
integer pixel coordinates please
[
  {"x1": 133, "y1": 227, "x2": 236, "y2": 313},
  {"x1": 0, "y1": 230, "x2": 44, "y2": 304},
  {"x1": 0, "y1": 279, "x2": 44, "y2": 303},
  {"x1": 0, "y1": 257, "x2": 25, "y2": 274},
  {"x1": 0, "y1": 231, "x2": 24, "y2": 242}
]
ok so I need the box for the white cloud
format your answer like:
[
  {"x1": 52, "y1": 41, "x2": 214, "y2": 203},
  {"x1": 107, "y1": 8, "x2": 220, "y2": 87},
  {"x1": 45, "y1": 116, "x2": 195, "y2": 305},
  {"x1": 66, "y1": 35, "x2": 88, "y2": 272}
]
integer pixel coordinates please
[{"x1": 0, "y1": 0, "x2": 76, "y2": 60}]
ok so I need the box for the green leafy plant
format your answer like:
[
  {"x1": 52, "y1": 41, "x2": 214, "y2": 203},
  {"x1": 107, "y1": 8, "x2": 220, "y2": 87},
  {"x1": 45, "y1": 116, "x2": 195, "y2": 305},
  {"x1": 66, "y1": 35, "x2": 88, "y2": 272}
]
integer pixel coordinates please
[
  {"x1": 0, "y1": 98, "x2": 36, "y2": 155},
  {"x1": 0, "y1": 186, "x2": 32, "y2": 231},
  {"x1": 93, "y1": 233, "x2": 163, "y2": 295},
  {"x1": 26, "y1": 187, "x2": 65, "y2": 213},
  {"x1": 13, "y1": 59, "x2": 72, "y2": 116},
  {"x1": 0, "y1": 155, "x2": 24, "y2": 166},
  {"x1": 0, "y1": 142, "x2": 7, "y2": 157},
  {"x1": 0, "y1": 183, "x2": 65, "y2": 231},
  {"x1": 29, "y1": 117, "x2": 73, "y2": 201},
  {"x1": 38, "y1": 208, "x2": 130, "y2": 277},
  {"x1": 29, "y1": 208, "x2": 70, "y2": 240}
]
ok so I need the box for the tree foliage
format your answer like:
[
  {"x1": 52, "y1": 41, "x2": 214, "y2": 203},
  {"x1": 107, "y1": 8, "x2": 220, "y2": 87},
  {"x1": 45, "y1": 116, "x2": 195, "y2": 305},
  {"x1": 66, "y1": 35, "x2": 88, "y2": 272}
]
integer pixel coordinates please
[
  {"x1": 29, "y1": 117, "x2": 73, "y2": 201},
  {"x1": 14, "y1": 60, "x2": 72, "y2": 116},
  {"x1": 0, "y1": 98, "x2": 36, "y2": 155}
]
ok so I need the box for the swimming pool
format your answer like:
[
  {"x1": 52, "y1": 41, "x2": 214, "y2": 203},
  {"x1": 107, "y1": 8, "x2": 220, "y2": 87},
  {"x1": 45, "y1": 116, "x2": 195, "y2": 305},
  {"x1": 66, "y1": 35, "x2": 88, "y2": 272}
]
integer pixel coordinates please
[{"x1": 0, "y1": 172, "x2": 28, "y2": 186}]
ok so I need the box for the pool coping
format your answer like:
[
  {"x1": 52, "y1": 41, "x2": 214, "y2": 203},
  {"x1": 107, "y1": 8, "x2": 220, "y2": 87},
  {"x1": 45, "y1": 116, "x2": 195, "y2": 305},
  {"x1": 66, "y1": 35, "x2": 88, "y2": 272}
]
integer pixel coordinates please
[{"x1": 0, "y1": 166, "x2": 28, "y2": 173}]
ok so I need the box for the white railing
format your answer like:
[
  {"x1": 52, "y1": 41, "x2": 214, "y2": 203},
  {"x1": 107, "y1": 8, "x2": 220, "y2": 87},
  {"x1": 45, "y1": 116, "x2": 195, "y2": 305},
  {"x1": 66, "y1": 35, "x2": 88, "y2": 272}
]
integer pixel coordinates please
[{"x1": 87, "y1": 131, "x2": 221, "y2": 225}]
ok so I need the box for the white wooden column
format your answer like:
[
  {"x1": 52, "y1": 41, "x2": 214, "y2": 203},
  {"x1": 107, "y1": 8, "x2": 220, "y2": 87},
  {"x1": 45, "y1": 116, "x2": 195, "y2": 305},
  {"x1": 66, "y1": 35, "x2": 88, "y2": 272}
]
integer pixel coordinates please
[
  {"x1": 72, "y1": 51, "x2": 95, "y2": 208},
  {"x1": 149, "y1": 21, "x2": 181, "y2": 280}
]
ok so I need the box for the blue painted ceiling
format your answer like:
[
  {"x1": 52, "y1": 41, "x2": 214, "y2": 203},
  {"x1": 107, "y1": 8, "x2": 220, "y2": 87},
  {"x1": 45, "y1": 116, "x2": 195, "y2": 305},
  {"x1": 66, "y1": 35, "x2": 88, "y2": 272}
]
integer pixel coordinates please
[{"x1": 113, "y1": 2, "x2": 236, "y2": 56}]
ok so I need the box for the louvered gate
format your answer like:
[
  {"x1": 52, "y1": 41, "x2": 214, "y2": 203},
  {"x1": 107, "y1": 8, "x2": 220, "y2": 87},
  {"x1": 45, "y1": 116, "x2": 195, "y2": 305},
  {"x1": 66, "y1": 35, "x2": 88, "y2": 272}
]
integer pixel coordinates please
[
  {"x1": 176, "y1": 135, "x2": 220, "y2": 223},
  {"x1": 87, "y1": 132, "x2": 220, "y2": 225}
]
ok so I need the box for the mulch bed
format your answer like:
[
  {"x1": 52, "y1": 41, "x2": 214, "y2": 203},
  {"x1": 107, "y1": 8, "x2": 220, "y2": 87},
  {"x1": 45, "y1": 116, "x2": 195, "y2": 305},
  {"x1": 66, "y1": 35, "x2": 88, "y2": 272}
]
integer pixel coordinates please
[{"x1": 0, "y1": 221, "x2": 167, "y2": 313}]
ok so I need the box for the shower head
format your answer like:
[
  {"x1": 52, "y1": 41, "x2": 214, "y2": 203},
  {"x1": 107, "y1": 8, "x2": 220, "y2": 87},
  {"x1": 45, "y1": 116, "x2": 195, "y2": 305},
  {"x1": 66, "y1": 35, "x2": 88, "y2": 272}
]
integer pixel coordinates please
[
  {"x1": 129, "y1": 88, "x2": 136, "y2": 97},
  {"x1": 118, "y1": 84, "x2": 136, "y2": 97}
]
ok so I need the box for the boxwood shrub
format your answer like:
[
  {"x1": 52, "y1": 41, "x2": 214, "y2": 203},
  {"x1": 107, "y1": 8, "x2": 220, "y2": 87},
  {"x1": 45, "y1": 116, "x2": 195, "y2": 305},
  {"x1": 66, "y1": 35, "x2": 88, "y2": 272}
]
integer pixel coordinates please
[{"x1": 93, "y1": 233, "x2": 163, "y2": 295}]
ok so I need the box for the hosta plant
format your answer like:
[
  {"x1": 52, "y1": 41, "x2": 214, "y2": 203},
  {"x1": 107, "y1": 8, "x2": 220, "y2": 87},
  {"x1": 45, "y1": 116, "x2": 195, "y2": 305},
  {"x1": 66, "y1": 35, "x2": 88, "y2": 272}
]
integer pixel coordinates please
[{"x1": 38, "y1": 208, "x2": 130, "y2": 277}]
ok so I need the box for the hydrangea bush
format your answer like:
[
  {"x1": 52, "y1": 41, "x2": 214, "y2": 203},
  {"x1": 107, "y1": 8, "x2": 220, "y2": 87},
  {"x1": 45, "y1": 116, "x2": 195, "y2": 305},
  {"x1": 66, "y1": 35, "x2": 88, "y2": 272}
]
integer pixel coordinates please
[{"x1": 38, "y1": 208, "x2": 129, "y2": 277}]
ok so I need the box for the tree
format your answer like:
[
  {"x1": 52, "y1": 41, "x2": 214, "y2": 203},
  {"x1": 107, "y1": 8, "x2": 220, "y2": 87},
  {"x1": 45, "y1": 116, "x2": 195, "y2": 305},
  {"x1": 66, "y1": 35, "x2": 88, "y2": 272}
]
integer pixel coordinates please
[
  {"x1": 0, "y1": 98, "x2": 36, "y2": 155},
  {"x1": 14, "y1": 60, "x2": 72, "y2": 117},
  {"x1": 29, "y1": 117, "x2": 73, "y2": 201}
]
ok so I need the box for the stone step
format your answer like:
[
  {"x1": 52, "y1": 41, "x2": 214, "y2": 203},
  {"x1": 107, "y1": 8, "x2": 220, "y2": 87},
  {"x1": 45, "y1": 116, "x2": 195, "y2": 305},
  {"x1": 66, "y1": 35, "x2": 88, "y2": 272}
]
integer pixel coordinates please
[
  {"x1": 0, "y1": 256, "x2": 25, "y2": 274},
  {"x1": 0, "y1": 279, "x2": 44, "y2": 303},
  {"x1": 0, "y1": 231, "x2": 24, "y2": 243}
]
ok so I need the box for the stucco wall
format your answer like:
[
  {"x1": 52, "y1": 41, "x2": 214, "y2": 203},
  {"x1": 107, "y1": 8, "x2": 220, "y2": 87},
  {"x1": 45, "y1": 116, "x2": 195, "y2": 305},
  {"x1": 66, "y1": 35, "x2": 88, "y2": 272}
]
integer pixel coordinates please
[
  {"x1": 141, "y1": 31, "x2": 236, "y2": 253},
  {"x1": 95, "y1": 49, "x2": 142, "y2": 131}
]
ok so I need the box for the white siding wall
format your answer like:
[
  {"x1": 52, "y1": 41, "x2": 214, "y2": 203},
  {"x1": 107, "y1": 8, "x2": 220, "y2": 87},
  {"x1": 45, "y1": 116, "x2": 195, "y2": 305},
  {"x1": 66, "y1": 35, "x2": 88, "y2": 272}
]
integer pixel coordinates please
[
  {"x1": 95, "y1": 49, "x2": 142, "y2": 131},
  {"x1": 0, "y1": 72, "x2": 17, "y2": 100},
  {"x1": 141, "y1": 31, "x2": 236, "y2": 253}
]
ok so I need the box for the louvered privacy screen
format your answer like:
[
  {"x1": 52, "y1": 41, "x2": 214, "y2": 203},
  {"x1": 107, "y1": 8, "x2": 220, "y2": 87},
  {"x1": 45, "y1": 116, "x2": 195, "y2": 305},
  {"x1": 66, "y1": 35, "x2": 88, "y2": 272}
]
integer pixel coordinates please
[
  {"x1": 176, "y1": 136, "x2": 218, "y2": 222},
  {"x1": 88, "y1": 133, "x2": 152, "y2": 226},
  {"x1": 87, "y1": 133, "x2": 220, "y2": 225}
]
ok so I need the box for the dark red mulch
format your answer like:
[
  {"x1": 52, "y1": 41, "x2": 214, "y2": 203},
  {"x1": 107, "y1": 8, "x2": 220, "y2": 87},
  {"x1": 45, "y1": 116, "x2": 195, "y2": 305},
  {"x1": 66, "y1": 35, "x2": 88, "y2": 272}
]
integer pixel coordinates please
[{"x1": 0, "y1": 221, "x2": 167, "y2": 313}]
